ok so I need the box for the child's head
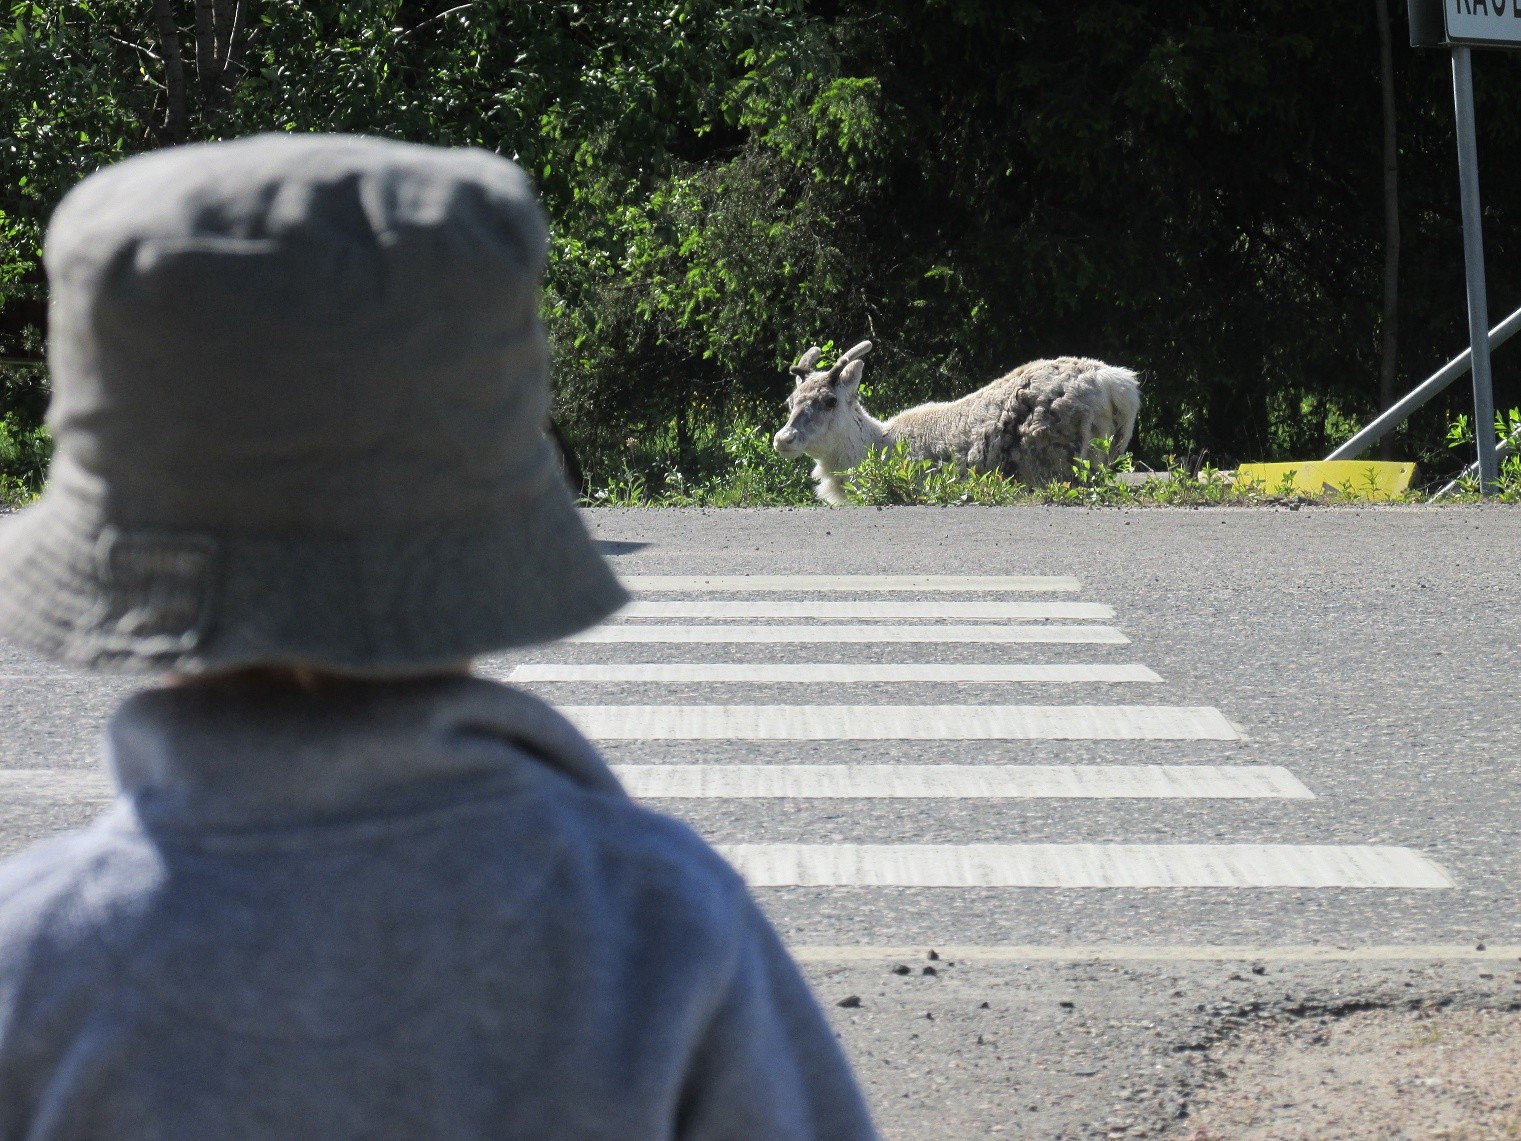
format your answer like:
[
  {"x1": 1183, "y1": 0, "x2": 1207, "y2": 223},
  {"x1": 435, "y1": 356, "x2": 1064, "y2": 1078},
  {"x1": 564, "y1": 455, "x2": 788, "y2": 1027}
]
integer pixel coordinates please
[{"x1": 0, "y1": 134, "x2": 625, "y2": 676}]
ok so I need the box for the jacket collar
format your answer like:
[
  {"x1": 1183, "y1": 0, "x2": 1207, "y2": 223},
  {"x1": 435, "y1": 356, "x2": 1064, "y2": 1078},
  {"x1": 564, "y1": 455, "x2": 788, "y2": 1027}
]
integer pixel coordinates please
[{"x1": 107, "y1": 675, "x2": 622, "y2": 829}]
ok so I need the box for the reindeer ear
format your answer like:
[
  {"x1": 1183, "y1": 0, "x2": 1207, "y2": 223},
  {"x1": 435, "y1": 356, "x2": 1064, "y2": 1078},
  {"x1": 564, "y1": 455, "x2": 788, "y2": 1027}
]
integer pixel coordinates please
[{"x1": 835, "y1": 359, "x2": 865, "y2": 394}]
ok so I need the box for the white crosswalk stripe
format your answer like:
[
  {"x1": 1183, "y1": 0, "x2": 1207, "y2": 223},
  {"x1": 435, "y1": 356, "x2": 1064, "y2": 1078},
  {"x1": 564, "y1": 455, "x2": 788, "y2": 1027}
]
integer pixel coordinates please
[
  {"x1": 0, "y1": 770, "x2": 110, "y2": 798},
  {"x1": 620, "y1": 600, "x2": 1114, "y2": 620},
  {"x1": 612, "y1": 764, "x2": 1311, "y2": 799},
  {"x1": 568, "y1": 624, "x2": 1129, "y2": 644},
  {"x1": 621, "y1": 574, "x2": 1082, "y2": 592},
  {"x1": 788, "y1": 944, "x2": 1521, "y2": 963},
  {"x1": 504, "y1": 663, "x2": 1162, "y2": 683},
  {"x1": 716, "y1": 844, "x2": 1454, "y2": 888},
  {"x1": 562, "y1": 704, "x2": 1240, "y2": 741}
]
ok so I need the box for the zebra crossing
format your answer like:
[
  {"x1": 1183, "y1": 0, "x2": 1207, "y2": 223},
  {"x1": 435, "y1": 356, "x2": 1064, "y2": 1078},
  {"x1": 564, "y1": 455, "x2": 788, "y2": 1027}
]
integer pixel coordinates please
[{"x1": 502, "y1": 573, "x2": 1455, "y2": 897}]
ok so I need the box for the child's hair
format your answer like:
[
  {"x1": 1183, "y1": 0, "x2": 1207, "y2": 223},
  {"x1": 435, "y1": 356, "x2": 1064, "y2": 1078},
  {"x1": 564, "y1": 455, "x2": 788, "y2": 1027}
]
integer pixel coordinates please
[{"x1": 172, "y1": 663, "x2": 472, "y2": 694}]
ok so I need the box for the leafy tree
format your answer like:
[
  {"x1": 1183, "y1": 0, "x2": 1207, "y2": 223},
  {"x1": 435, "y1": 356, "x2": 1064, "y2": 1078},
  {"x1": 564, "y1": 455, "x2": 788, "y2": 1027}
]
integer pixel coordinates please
[{"x1": 3, "y1": 0, "x2": 1519, "y2": 500}]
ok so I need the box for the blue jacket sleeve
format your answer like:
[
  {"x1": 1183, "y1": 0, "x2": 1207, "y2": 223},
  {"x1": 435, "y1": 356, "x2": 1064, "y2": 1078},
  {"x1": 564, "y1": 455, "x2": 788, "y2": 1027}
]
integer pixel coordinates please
[{"x1": 675, "y1": 886, "x2": 877, "y2": 1141}]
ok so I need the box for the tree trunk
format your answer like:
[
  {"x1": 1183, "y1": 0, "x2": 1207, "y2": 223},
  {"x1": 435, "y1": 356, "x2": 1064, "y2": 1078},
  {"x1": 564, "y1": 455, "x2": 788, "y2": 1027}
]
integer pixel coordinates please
[
  {"x1": 189, "y1": 0, "x2": 248, "y2": 117},
  {"x1": 152, "y1": 0, "x2": 188, "y2": 145},
  {"x1": 194, "y1": 0, "x2": 218, "y2": 99},
  {"x1": 1375, "y1": 0, "x2": 1401, "y2": 459}
]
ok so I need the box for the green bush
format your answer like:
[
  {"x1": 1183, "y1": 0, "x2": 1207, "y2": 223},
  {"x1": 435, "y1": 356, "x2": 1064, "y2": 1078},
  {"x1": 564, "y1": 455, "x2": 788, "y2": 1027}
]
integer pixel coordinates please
[{"x1": 0, "y1": 412, "x2": 50, "y2": 506}]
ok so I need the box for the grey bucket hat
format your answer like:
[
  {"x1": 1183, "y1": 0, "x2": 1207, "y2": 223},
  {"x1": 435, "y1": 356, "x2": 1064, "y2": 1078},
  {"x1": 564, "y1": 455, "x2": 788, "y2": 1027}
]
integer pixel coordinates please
[{"x1": 0, "y1": 133, "x2": 626, "y2": 674}]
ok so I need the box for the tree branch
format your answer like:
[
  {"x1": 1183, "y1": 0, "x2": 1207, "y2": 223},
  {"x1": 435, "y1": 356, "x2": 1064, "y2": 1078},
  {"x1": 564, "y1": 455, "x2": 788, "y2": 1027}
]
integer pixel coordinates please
[
  {"x1": 394, "y1": 3, "x2": 476, "y2": 43},
  {"x1": 217, "y1": 0, "x2": 250, "y2": 104},
  {"x1": 108, "y1": 34, "x2": 162, "y2": 63}
]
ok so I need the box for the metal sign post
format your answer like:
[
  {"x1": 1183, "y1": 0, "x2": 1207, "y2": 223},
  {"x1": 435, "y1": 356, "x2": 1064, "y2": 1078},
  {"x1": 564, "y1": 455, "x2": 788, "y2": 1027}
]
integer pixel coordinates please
[
  {"x1": 1408, "y1": 0, "x2": 1521, "y2": 496},
  {"x1": 1450, "y1": 46, "x2": 1500, "y2": 492}
]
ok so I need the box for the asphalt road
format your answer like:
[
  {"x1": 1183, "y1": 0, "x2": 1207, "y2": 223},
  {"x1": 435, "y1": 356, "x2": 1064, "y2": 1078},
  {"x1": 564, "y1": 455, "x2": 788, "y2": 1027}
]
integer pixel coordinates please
[{"x1": 2, "y1": 504, "x2": 1520, "y2": 1138}]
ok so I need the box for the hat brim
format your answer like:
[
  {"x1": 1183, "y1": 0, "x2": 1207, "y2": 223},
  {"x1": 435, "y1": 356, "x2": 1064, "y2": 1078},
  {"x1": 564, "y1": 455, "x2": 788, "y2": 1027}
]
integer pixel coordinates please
[{"x1": 0, "y1": 470, "x2": 626, "y2": 675}]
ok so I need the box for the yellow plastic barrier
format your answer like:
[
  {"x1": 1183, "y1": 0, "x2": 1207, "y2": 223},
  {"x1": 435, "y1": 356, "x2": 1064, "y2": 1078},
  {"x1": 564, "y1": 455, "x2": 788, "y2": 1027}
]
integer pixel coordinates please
[{"x1": 1234, "y1": 461, "x2": 1416, "y2": 500}]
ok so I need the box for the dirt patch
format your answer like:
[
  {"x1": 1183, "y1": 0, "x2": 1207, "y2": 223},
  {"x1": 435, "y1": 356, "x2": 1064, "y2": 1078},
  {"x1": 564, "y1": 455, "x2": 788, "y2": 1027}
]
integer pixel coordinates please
[{"x1": 1185, "y1": 1006, "x2": 1521, "y2": 1140}]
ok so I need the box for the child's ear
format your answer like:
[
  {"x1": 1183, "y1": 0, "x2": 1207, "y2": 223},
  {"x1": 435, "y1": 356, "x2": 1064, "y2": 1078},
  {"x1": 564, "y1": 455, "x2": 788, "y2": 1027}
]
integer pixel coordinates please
[{"x1": 836, "y1": 359, "x2": 864, "y2": 395}]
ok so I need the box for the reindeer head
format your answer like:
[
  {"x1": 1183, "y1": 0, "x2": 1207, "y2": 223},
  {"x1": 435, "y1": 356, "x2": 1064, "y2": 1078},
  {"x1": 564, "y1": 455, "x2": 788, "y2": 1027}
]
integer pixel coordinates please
[{"x1": 772, "y1": 340, "x2": 873, "y2": 461}]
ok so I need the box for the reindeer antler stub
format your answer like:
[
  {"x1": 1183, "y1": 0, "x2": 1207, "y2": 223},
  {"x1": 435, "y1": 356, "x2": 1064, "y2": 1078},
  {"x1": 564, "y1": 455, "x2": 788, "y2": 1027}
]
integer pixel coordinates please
[{"x1": 789, "y1": 346, "x2": 824, "y2": 377}]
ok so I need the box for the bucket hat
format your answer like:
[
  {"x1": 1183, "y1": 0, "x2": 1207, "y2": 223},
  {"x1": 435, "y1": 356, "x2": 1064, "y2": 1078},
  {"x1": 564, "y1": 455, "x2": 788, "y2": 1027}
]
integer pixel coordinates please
[{"x1": 0, "y1": 133, "x2": 626, "y2": 674}]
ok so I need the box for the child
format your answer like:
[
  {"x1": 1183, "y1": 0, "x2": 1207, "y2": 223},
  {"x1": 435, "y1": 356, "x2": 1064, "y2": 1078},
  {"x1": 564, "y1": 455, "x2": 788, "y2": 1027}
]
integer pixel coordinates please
[{"x1": 0, "y1": 134, "x2": 876, "y2": 1139}]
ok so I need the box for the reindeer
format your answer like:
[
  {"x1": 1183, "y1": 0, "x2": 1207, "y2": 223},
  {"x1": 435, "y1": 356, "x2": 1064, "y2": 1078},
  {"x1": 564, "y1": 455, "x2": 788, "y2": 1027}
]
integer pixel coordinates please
[{"x1": 772, "y1": 341, "x2": 1141, "y2": 504}]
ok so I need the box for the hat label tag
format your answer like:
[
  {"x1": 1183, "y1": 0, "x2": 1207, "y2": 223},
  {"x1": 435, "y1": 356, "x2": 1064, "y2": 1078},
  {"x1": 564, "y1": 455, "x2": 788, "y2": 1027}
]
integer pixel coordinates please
[{"x1": 91, "y1": 529, "x2": 218, "y2": 652}]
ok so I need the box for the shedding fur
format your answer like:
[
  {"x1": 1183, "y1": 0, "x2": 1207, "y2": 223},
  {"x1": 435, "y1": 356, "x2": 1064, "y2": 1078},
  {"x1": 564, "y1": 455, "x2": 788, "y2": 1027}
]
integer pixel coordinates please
[{"x1": 772, "y1": 343, "x2": 1141, "y2": 504}]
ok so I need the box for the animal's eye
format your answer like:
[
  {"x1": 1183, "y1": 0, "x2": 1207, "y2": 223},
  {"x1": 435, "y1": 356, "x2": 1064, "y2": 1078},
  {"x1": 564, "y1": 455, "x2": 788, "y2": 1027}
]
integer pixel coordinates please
[{"x1": 821, "y1": 395, "x2": 838, "y2": 410}]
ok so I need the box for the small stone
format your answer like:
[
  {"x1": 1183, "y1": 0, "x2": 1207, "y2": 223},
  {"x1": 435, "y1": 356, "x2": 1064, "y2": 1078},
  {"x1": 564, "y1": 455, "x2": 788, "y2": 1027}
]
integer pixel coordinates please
[
  {"x1": 1251, "y1": 965, "x2": 1267, "y2": 975},
  {"x1": 980, "y1": 1001, "x2": 990, "y2": 1009},
  {"x1": 837, "y1": 995, "x2": 862, "y2": 1009},
  {"x1": 925, "y1": 1011, "x2": 934, "y2": 1020},
  {"x1": 1059, "y1": 1001, "x2": 1075, "y2": 1009},
  {"x1": 928, "y1": 949, "x2": 941, "y2": 961},
  {"x1": 1476, "y1": 941, "x2": 1487, "y2": 951},
  {"x1": 893, "y1": 964, "x2": 911, "y2": 975},
  {"x1": 923, "y1": 966, "x2": 938, "y2": 976}
]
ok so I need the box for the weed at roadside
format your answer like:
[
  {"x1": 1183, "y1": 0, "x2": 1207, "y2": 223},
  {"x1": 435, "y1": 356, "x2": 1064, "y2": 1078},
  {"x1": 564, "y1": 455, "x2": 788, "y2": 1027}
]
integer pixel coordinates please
[
  {"x1": 584, "y1": 423, "x2": 816, "y2": 507},
  {"x1": 1434, "y1": 407, "x2": 1521, "y2": 503},
  {"x1": 0, "y1": 414, "x2": 50, "y2": 508},
  {"x1": 841, "y1": 440, "x2": 1252, "y2": 508}
]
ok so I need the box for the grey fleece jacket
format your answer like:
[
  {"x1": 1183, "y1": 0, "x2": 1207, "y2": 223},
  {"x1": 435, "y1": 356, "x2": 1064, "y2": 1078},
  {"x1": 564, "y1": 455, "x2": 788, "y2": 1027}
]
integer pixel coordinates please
[{"x1": 0, "y1": 676, "x2": 876, "y2": 1139}]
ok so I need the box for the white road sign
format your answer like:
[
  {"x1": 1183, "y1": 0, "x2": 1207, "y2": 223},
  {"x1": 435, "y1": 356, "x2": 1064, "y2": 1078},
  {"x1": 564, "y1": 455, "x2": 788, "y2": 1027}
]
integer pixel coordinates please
[{"x1": 1447, "y1": 0, "x2": 1521, "y2": 45}]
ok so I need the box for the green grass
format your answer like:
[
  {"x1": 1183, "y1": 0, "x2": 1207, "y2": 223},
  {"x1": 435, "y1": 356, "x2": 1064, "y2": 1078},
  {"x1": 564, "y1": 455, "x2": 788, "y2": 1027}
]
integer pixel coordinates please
[
  {"x1": 582, "y1": 423, "x2": 1521, "y2": 508},
  {"x1": 584, "y1": 423, "x2": 817, "y2": 507}
]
